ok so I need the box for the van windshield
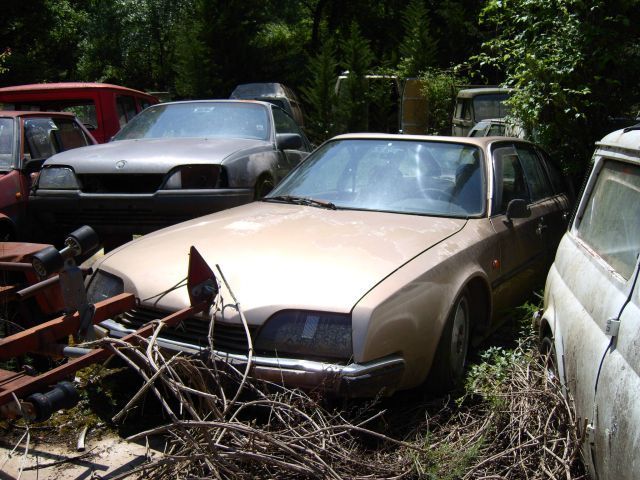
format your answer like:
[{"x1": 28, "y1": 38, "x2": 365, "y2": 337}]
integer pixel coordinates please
[
  {"x1": 473, "y1": 93, "x2": 510, "y2": 121},
  {"x1": 0, "y1": 118, "x2": 15, "y2": 170}
]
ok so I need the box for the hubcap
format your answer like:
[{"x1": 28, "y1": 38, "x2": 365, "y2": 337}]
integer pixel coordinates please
[{"x1": 450, "y1": 296, "x2": 469, "y2": 375}]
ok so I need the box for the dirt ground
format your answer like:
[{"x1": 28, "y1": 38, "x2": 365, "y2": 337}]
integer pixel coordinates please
[{"x1": 0, "y1": 430, "x2": 160, "y2": 480}]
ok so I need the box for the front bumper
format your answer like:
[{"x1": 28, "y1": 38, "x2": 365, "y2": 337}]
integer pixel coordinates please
[
  {"x1": 29, "y1": 188, "x2": 254, "y2": 235},
  {"x1": 100, "y1": 319, "x2": 405, "y2": 397}
]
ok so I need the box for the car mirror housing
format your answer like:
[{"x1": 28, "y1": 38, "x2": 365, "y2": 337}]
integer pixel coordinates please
[
  {"x1": 506, "y1": 198, "x2": 531, "y2": 220},
  {"x1": 276, "y1": 133, "x2": 302, "y2": 151}
]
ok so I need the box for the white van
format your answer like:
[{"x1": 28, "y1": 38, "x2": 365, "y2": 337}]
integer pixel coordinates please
[{"x1": 536, "y1": 126, "x2": 640, "y2": 480}]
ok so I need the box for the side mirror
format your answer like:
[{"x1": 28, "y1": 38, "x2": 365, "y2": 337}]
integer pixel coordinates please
[
  {"x1": 276, "y1": 133, "x2": 302, "y2": 151},
  {"x1": 506, "y1": 198, "x2": 531, "y2": 220}
]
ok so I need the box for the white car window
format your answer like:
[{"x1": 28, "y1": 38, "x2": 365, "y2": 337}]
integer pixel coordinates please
[{"x1": 576, "y1": 159, "x2": 640, "y2": 279}]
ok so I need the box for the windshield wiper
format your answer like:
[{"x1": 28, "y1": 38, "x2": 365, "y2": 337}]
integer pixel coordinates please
[{"x1": 265, "y1": 195, "x2": 337, "y2": 210}]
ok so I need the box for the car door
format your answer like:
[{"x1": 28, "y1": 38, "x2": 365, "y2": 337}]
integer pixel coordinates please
[
  {"x1": 489, "y1": 142, "x2": 558, "y2": 316},
  {"x1": 271, "y1": 106, "x2": 309, "y2": 178},
  {"x1": 578, "y1": 159, "x2": 640, "y2": 480}
]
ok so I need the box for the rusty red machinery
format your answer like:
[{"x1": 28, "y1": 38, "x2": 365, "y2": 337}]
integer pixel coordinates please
[{"x1": 0, "y1": 227, "x2": 216, "y2": 422}]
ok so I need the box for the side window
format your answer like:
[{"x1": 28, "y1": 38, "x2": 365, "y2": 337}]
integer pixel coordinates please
[
  {"x1": 515, "y1": 144, "x2": 553, "y2": 201},
  {"x1": 24, "y1": 118, "x2": 57, "y2": 159},
  {"x1": 53, "y1": 118, "x2": 91, "y2": 150},
  {"x1": 538, "y1": 149, "x2": 566, "y2": 195},
  {"x1": 492, "y1": 144, "x2": 530, "y2": 214},
  {"x1": 454, "y1": 100, "x2": 464, "y2": 119},
  {"x1": 24, "y1": 117, "x2": 91, "y2": 159},
  {"x1": 116, "y1": 95, "x2": 137, "y2": 127},
  {"x1": 462, "y1": 99, "x2": 472, "y2": 121},
  {"x1": 576, "y1": 160, "x2": 640, "y2": 279},
  {"x1": 61, "y1": 102, "x2": 97, "y2": 130}
]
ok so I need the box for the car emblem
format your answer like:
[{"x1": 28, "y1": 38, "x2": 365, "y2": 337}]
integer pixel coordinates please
[{"x1": 115, "y1": 160, "x2": 127, "y2": 169}]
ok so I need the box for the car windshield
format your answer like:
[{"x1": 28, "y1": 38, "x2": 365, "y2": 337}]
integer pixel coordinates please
[
  {"x1": 0, "y1": 118, "x2": 16, "y2": 170},
  {"x1": 113, "y1": 102, "x2": 270, "y2": 141},
  {"x1": 473, "y1": 93, "x2": 510, "y2": 121},
  {"x1": 267, "y1": 138, "x2": 485, "y2": 217}
]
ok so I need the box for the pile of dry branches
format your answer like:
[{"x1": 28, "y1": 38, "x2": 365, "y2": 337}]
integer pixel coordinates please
[
  {"x1": 77, "y1": 271, "x2": 584, "y2": 480},
  {"x1": 102, "y1": 332, "x2": 417, "y2": 479},
  {"x1": 97, "y1": 319, "x2": 586, "y2": 479}
]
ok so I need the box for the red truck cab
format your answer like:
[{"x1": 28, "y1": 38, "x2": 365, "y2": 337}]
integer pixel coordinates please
[
  {"x1": 0, "y1": 83, "x2": 158, "y2": 143},
  {"x1": 0, "y1": 111, "x2": 96, "y2": 240}
]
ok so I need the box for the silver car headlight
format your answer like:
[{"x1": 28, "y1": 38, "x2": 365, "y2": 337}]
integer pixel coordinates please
[
  {"x1": 37, "y1": 166, "x2": 79, "y2": 189},
  {"x1": 162, "y1": 165, "x2": 224, "y2": 189},
  {"x1": 87, "y1": 270, "x2": 124, "y2": 304},
  {"x1": 255, "y1": 310, "x2": 352, "y2": 360}
]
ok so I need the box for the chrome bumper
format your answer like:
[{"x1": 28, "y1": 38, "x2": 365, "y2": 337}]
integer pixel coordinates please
[{"x1": 100, "y1": 319, "x2": 405, "y2": 397}]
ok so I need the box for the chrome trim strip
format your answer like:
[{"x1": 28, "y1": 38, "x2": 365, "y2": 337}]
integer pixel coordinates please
[{"x1": 101, "y1": 319, "x2": 404, "y2": 378}]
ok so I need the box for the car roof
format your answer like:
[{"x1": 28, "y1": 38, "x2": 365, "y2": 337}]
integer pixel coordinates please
[
  {"x1": 596, "y1": 127, "x2": 640, "y2": 163},
  {"x1": 0, "y1": 110, "x2": 77, "y2": 119},
  {"x1": 154, "y1": 99, "x2": 273, "y2": 108},
  {"x1": 0, "y1": 82, "x2": 153, "y2": 97},
  {"x1": 330, "y1": 132, "x2": 527, "y2": 148}
]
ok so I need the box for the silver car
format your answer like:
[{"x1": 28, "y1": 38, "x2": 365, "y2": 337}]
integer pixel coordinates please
[
  {"x1": 536, "y1": 126, "x2": 640, "y2": 480},
  {"x1": 29, "y1": 100, "x2": 311, "y2": 245}
]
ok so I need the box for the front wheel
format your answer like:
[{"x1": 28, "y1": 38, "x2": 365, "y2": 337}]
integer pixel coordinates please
[
  {"x1": 540, "y1": 334, "x2": 558, "y2": 383},
  {"x1": 427, "y1": 290, "x2": 471, "y2": 393}
]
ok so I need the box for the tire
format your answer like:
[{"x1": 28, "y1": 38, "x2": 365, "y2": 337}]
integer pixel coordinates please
[
  {"x1": 427, "y1": 290, "x2": 471, "y2": 393},
  {"x1": 0, "y1": 223, "x2": 16, "y2": 242},
  {"x1": 540, "y1": 334, "x2": 558, "y2": 383},
  {"x1": 255, "y1": 176, "x2": 274, "y2": 199}
]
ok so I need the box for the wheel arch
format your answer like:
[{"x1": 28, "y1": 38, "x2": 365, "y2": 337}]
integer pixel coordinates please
[{"x1": 0, "y1": 214, "x2": 17, "y2": 241}]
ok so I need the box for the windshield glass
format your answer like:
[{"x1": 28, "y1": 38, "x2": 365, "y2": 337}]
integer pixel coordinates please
[
  {"x1": 0, "y1": 118, "x2": 16, "y2": 170},
  {"x1": 267, "y1": 139, "x2": 485, "y2": 217},
  {"x1": 113, "y1": 102, "x2": 270, "y2": 141},
  {"x1": 473, "y1": 93, "x2": 510, "y2": 121}
]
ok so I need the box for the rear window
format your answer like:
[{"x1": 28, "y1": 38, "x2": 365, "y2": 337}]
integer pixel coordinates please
[{"x1": 576, "y1": 159, "x2": 640, "y2": 279}]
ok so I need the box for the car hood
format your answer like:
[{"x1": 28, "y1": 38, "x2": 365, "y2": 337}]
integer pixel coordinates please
[
  {"x1": 96, "y1": 202, "x2": 466, "y2": 323},
  {"x1": 44, "y1": 137, "x2": 271, "y2": 174}
]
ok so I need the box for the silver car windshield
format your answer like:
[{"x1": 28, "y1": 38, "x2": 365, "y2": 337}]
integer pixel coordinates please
[
  {"x1": 113, "y1": 102, "x2": 270, "y2": 141},
  {"x1": 0, "y1": 118, "x2": 15, "y2": 170},
  {"x1": 268, "y1": 139, "x2": 485, "y2": 217}
]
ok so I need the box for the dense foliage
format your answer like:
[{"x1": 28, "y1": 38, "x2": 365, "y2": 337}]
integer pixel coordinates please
[{"x1": 1, "y1": 0, "x2": 639, "y2": 172}]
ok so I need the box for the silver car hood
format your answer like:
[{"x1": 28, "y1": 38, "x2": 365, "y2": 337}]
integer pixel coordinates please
[
  {"x1": 96, "y1": 202, "x2": 466, "y2": 322},
  {"x1": 44, "y1": 137, "x2": 272, "y2": 174}
]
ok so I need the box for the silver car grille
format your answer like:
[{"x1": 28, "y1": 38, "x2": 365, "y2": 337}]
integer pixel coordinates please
[
  {"x1": 118, "y1": 306, "x2": 256, "y2": 354},
  {"x1": 78, "y1": 174, "x2": 165, "y2": 193}
]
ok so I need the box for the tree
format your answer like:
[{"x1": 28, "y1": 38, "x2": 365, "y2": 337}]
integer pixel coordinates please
[
  {"x1": 301, "y1": 39, "x2": 339, "y2": 143},
  {"x1": 336, "y1": 23, "x2": 374, "y2": 132},
  {"x1": 476, "y1": 0, "x2": 640, "y2": 174},
  {"x1": 398, "y1": 0, "x2": 438, "y2": 77}
]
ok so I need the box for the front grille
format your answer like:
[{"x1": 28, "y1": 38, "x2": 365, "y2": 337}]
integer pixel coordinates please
[
  {"x1": 54, "y1": 210, "x2": 186, "y2": 228},
  {"x1": 118, "y1": 306, "x2": 256, "y2": 354},
  {"x1": 78, "y1": 174, "x2": 164, "y2": 193}
]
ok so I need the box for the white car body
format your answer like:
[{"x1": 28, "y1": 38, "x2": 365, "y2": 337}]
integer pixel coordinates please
[{"x1": 537, "y1": 126, "x2": 640, "y2": 480}]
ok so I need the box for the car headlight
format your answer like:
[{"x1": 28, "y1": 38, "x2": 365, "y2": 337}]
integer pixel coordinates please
[
  {"x1": 37, "y1": 166, "x2": 79, "y2": 189},
  {"x1": 255, "y1": 310, "x2": 352, "y2": 360},
  {"x1": 162, "y1": 165, "x2": 225, "y2": 189},
  {"x1": 87, "y1": 270, "x2": 124, "y2": 304}
]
